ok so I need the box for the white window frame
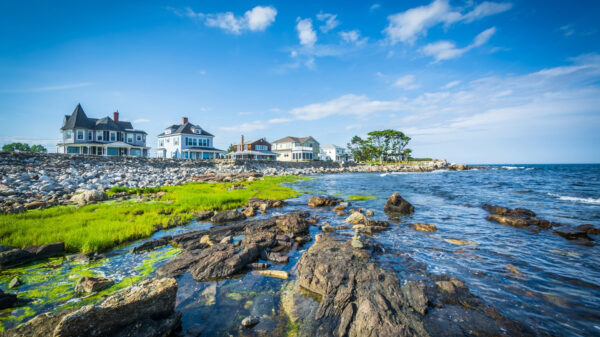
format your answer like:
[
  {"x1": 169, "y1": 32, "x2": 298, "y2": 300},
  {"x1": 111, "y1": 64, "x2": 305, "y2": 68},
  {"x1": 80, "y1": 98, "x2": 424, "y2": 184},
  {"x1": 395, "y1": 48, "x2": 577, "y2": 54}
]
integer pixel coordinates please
[
  {"x1": 110, "y1": 132, "x2": 116, "y2": 141},
  {"x1": 77, "y1": 130, "x2": 84, "y2": 140}
]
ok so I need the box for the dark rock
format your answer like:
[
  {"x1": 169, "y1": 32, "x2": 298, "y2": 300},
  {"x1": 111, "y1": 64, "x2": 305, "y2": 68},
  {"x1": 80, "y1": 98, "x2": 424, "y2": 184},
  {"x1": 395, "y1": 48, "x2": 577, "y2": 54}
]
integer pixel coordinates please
[
  {"x1": 183, "y1": 324, "x2": 206, "y2": 337},
  {"x1": 113, "y1": 312, "x2": 182, "y2": 337},
  {"x1": 249, "y1": 262, "x2": 270, "y2": 269},
  {"x1": 307, "y1": 196, "x2": 342, "y2": 207},
  {"x1": 247, "y1": 197, "x2": 287, "y2": 209},
  {"x1": 384, "y1": 193, "x2": 414, "y2": 216},
  {"x1": 266, "y1": 251, "x2": 289, "y2": 264},
  {"x1": 131, "y1": 237, "x2": 171, "y2": 253},
  {"x1": 482, "y1": 204, "x2": 510, "y2": 215},
  {"x1": 0, "y1": 248, "x2": 35, "y2": 269},
  {"x1": 486, "y1": 214, "x2": 529, "y2": 227},
  {"x1": 0, "y1": 245, "x2": 16, "y2": 253},
  {"x1": 275, "y1": 213, "x2": 309, "y2": 235},
  {"x1": 553, "y1": 230, "x2": 593, "y2": 241},
  {"x1": 195, "y1": 210, "x2": 214, "y2": 221},
  {"x1": 211, "y1": 209, "x2": 246, "y2": 224},
  {"x1": 74, "y1": 276, "x2": 114, "y2": 293},
  {"x1": 35, "y1": 242, "x2": 65, "y2": 259},
  {"x1": 0, "y1": 289, "x2": 17, "y2": 309},
  {"x1": 577, "y1": 224, "x2": 600, "y2": 235},
  {"x1": 2, "y1": 311, "x2": 72, "y2": 337}
]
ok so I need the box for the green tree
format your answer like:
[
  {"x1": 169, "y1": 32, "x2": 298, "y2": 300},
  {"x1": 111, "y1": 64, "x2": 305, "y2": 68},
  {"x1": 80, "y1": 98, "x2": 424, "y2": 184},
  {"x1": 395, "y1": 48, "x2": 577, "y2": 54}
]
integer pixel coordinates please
[
  {"x1": 347, "y1": 136, "x2": 369, "y2": 162},
  {"x1": 30, "y1": 145, "x2": 48, "y2": 153},
  {"x1": 2, "y1": 142, "x2": 47, "y2": 153},
  {"x1": 348, "y1": 130, "x2": 411, "y2": 163},
  {"x1": 226, "y1": 144, "x2": 234, "y2": 153}
]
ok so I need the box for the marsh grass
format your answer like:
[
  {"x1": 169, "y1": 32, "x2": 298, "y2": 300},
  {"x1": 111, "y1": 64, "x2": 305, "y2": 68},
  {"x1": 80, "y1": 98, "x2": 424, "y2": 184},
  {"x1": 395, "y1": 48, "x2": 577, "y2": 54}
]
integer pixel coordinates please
[{"x1": 0, "y1": 176, "x2": 304, "y2": 253}]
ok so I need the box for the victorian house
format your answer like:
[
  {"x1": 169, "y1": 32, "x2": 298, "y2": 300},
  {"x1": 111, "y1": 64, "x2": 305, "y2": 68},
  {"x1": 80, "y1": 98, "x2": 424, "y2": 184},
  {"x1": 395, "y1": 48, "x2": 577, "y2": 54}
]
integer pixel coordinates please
[
  {"x1": 227, "y1": 136, "x2": 278, "y2": 160},
  {"x1": 57, "y1": 104, "x2": 149, "y2": 157},
  {"x1": 157, "y1": 117, "x2": 224, "y2": 159},
  {"x1": 272, "y1": 136, "x2": 320, "y2": 161}
]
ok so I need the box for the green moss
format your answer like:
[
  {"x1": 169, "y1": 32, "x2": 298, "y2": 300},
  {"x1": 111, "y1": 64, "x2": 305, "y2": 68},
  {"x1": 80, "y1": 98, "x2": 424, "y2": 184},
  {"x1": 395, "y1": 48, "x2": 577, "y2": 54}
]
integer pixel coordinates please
[
  {"x1": 347, "y1": 195, "x2": 376, "y2": 201},
  {"x1": 0, "y1": 176, "x2": 305, "y2": 253}
]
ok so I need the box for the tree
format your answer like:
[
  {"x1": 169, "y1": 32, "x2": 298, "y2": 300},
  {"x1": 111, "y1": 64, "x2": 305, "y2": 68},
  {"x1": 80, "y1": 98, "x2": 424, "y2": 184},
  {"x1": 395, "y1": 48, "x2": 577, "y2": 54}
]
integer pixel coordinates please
[
  {"x1": 347, "y1": 136, "x2": 370, "y2": 162},
  {"x1": 347, "y1": 130, "x2": 412, "y2": 163},
  {"x1": 2, "y1": 142, "x2": 47, "y2": 153},
  {"x1": 226, "y1": 144, "x2": 234, "y2": 153}
]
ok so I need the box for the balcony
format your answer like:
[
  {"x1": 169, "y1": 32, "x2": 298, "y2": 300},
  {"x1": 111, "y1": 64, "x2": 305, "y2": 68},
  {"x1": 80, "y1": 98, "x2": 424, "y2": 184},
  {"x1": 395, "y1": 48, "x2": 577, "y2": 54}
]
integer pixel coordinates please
[{"x1": 291, "y1": 146, "x2": 313, "y2": 152}]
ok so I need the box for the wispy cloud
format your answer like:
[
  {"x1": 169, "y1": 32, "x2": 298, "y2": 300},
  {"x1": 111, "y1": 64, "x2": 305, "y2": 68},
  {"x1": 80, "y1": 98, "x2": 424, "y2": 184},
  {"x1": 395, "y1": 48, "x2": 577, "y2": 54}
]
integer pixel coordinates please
[
  {"x1": 290, "y1": 94, "x2": 401, "y2": 120},
  {"x1": 134, "y1": 118, "x2": 150, "y2": 124},
  {"x1": 339, "y1": 30, "x2": 367, "y2": 46},
  {"x1": 370, "y1": 4, "x2": 381, "y2": 12},
  {"x1": 442, "y1": 80, "x2": 461, "y2": 89},
  {"x1": 316, "y1": 12, "x2": 340, "y2": 33},
  {"x1": 383, "y1": 0, "x2": 510, "y2": 45},
  {"x1": 0, "y1": 82, "x2": 93, "y2": 93},
  {"x1": 393, "y1": 74, "x2": 420, "y2": 89},
  {"x1": 170, "y1": 6, "x2": 277, "y2": 34},
  {"x1": 421, "y1": 27, "x2": 496, "y2": 62}
]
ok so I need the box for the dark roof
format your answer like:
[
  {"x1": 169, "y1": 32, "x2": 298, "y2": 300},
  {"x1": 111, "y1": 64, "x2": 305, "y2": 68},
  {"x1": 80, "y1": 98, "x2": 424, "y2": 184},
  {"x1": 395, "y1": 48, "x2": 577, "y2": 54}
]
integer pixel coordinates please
[
  {"x1": 272, "y1": 136, "x2": 316, "y2": 144},
  {"x1": 157, "y1": 122, "x2": 214, "y2": 137},
  {"x1": 61, "y1": 104, "x2": 146, "y2": 133}
]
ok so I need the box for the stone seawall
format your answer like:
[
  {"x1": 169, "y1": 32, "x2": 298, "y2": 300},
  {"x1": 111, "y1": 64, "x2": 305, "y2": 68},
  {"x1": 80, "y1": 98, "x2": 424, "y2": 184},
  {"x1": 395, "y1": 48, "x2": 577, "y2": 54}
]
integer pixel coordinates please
[{"x1": 0, "y1": 152, "x2": 467, "y2": 213}]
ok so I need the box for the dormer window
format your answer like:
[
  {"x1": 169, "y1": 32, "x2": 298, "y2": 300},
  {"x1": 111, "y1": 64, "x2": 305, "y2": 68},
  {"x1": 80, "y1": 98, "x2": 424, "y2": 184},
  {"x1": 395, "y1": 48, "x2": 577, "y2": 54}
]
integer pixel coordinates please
[
  {"x1": 165, "y1": 129, "x2": 171, "y2": 134},
  {"x1": 194, "y1": 128, "x2": 200, "y2": 134}
]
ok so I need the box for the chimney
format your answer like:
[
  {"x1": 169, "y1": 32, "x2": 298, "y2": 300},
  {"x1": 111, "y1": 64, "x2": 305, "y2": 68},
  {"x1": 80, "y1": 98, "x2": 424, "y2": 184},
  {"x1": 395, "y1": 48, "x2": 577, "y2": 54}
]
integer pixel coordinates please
[
  {"x1": 241, "y1": 135, "x2": 244, "y2": 152},
  {"x1": 113, "y1": 111, "x2": 119, "y2": 123},
  {"x1": 182, "y1": 117, "x2": 188, "y2": 124}
]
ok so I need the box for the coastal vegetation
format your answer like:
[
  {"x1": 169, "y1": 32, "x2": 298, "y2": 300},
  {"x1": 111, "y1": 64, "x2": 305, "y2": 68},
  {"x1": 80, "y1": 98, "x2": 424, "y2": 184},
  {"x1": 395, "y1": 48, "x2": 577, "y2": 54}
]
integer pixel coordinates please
[
  {"x1": 347, "y1": 129, "x2": 411, "y2": 163},
  {"x1": 0, "y1": 176, "x2": 304, "y2": 253},
  {"x1": 347, "y1": 195, "x2": 376, "y2": 201},
  {"x1": 1, "y1": 142, "x2": 47, "y2": 153}
]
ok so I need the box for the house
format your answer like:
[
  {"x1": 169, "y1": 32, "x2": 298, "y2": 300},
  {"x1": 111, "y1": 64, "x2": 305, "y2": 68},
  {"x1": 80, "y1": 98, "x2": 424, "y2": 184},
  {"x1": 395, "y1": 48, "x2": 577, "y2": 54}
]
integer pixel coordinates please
[
  {"x1": 319, "y1": 144, "x2": 348, "y2": 162},
  {"x1": 157, "y1": 117, "x2": 224, "y2": 159},
  {"x1": 271, "y1": 136, "x2": 319, "y2": 161},
  {"x1": 228, "y1": 136, "x2": 278, "y2": 160},
  {"x1": 57, "y1": 104, "x2": 149, "y2": 157}
]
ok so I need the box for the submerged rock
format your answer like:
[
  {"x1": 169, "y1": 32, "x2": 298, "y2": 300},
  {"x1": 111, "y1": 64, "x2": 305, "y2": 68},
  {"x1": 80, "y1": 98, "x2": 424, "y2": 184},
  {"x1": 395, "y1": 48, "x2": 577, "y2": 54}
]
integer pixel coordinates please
[
  {"x1": 241, "y1": 315, "x2": 260, "y2": 328},
  {"x1": 256, "y1": 270, "x2": 289, "y2": 279},
  {"x1": 384, "y1": 193, "x2": 415, "y2": 216},
  {"x1": 576, "y1": 224, "x2": 600, "y2": 235},
  {"x1": 8, "y1": 277, "x2": 23, "y2": 289},
  {"x1": 412, "y1": 223, "x2": 438, "y2": 232}
]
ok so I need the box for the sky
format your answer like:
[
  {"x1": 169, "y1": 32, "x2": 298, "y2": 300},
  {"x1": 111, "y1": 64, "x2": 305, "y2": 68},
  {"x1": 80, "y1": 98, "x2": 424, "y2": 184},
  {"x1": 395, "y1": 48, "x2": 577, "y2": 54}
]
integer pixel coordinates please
[{"x1": 0, "y1": 0, "x2": 599, "y2": 164}]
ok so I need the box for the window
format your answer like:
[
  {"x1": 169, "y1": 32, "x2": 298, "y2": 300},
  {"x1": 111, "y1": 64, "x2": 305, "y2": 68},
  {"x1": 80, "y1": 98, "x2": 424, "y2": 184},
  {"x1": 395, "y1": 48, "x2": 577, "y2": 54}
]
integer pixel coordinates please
[
  {"x1": 159, "y1": 140, "x2": 164, "y2": 147},
  {"x1": 192, "y1": 138, "x2": 197, "y2": 146},
  {"x1": 256, "y1": 145, "x2": 267, "y2": 151},
  {"x1": 67, "y1": 146, "x2": 80, "y2": 154},
  {"x1": 136, "y1": 135, "x2": 141, "y2": 141},
  {"x1": 65, "y1": 130, "x2": 73, "y2": 139},
  {"x1": 110, "y1": 132, "x2": 116, "y2": 141},
  {"x1": 97, "y1": 133, "x2": 102, "y2": 141},
  {"x1": 166, "y1": 138, "x2": 170, "y2": 143},
  {"x1": 194, "y1": 129, "x2": 200, "y2": 134},
  {"x1": 88, "y1": 131, "x2": 92, "y2": 140},
  {"x1": 174, "y1": 138, "x2": 179, "y2": 145},
  {"x1": 127, "y1": 134, "x2": 133, "y2": 143},
  {"x1": 107, "y1": 148, "x2": 118, "y2": 156},
  {"x1": 77, "y1": 130, "x2": 84, "y2": 140},
  {"x1": 130, "y1": 149, "x2": 141, "y2": 156}
]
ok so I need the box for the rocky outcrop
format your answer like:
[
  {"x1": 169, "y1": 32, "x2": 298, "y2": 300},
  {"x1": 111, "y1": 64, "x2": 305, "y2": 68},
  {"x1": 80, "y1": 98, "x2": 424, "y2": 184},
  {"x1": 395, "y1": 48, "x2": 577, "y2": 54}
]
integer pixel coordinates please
[
  {"x1": 275, "y1": 212, "x2": 311, "y2": 235},
  {"x1": 210, "y1": 209, "x2": 246, "y2": 224},
  {"x1": 130, "y1": 237, "x2": 171, "y2": 254},
  {"x1": 292, "y1": 234, "x2": 531, "y2": 337},
  {"x1": 0, "y1": 242, "x2": 65, "y2": 270},
  {"x1": 384, "y1": 193, "x2": 415, "y2": 216},
  {"x1": 3, "y1": 277, "x2": 180, "y2": 337},
  {"x1": 307, "y1": 196, "x2": 343, "y2": 208}
]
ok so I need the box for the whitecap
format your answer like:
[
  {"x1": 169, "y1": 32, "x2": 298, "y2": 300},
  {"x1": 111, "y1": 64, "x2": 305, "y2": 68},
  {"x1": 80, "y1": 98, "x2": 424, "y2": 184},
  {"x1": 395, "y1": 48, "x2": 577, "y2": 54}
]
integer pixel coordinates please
[
  {"x1": 548, "y1": 193, "x2": 600, "y2": 205},
  {"x1": 501, "y1": 166, "x2": 525, "y2": 170}
]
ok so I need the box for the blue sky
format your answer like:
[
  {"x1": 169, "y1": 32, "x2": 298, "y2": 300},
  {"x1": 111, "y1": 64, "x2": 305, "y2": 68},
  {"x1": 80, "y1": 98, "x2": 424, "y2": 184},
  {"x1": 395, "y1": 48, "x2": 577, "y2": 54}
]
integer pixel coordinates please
[{"x1": 1, "y1": 0, "x2": 599, "y2": 163}]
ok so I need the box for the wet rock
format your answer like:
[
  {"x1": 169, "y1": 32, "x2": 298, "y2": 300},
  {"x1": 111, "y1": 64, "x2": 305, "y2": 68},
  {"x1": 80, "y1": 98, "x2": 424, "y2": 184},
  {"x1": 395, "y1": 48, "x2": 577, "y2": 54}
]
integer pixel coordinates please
[
  {"x1": 266, "y1": 251, "x2": 289, "y2": 264},
  {"x1": 8, "y1": 276, "x2": 23, "y2": 289},
  {"x1": 444, "y1": 238, "x2": 479, "y2": 246},
  {"x1": 70, "y1": 189, "x2": 107, "y2": 205},
  {"x1": 364, "y1": 209, "x2": 374, "y2": 217},
  {"x1": 220, "y1": 235, "x2": 233, "y2": 244},
  {"x1": 0, "y1": 245, "x2": 16, "y2": 253},
  {"x1": 113, "y1": 312, "x2": 182, "y2": 337},
  {"x1": 411, "y1": 223, "x2": 438, "y2": 232},
  {"x1": 194, "y1": 210, "x2": 214, "y2": 221},
  {"x1": 321, "y1": 223, "x2": 335, "y2": 233},
  {"x1": 242, "y1": 206, "x2": 256, "y2": 217},
  {"x1": 256, "y1": 270, "x2": 289, "y2": 279},
  {"x1": 249, "y1": 262, "x2": 270, "y2": 269},
  {"x1": 0, "y1": 248, "x2": 35, "y2": 269},
  {"x1": 247, "y1": 197, "x2": 287, "y2": 209},
  {"x1": 183, "y1": 324, "x2": 206, "y2": 337},
  {"x1": 553, "y1": 230, "x2": 594, "y2": 242},
  {"x1": 75, "y1": 276, "x2": 114, "y2": 294},
  {"x1": 34, "y1": 242, "x2": 65, "y2": 259},
  {"x1": 0, "y1": 289, "x2": 17, "y2": 309},
  {"x1": 576, "y1": 224, "x2": 600, "y2": 235},
  {"x1": 486, "y1": 214, "x2": 529, "y2": 227},
  {"x1": 384, "y1": 193, "x2": 414, "y2": 216},
  {"x1": 307, "y1": 195, "x2": 342, "y2": 207},
  {"x1": 211, "y1": 209, "x2": 246, "y2": 224},
  {"x1": 241, "y1": 315, "x2": 260, "y2": 328},
  {"x1": 131, "y1": 237, "x2": 171, "y2": 253},
  {"x1": 275, "y1": 213, "x2": 309, "y2": 235},
  {"x1": 345, "y1": 212, "x2": 369, "y2": 225},
  {"x1": 333, "y1": 205, "x2": 346, "y2": 212}
]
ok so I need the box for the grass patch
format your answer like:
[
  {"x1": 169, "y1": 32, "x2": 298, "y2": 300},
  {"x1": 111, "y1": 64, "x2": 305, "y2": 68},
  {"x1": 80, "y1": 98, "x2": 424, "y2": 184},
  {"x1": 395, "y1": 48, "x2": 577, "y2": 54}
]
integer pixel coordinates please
[
  {"x1": 106, "y1": 185, "x2": 163, "y2": 197},
  {"x1": 0, "y1": 176, "x2": 304, "y2": 253},
  {"x1": 347, "y1": 195, "x2": 376, "y2": 201}
]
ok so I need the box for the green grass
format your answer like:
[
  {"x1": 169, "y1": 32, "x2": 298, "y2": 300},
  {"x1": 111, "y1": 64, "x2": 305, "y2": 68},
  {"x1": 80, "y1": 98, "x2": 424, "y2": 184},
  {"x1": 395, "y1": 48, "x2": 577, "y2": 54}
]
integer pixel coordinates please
[
  {"x1": 106, "y1": 185, "x2": 162, "y2": 197},
  {"x1": 0, "y1": 176, "x2": 304, "y2": 253},
  {"x1": 347, "y1": 195, "x2": 376, "y2": 201}
]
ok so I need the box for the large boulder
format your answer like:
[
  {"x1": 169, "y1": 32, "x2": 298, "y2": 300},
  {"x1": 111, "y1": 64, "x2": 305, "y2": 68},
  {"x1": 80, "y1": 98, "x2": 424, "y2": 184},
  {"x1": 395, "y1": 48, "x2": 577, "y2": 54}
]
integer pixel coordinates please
[
  {"x1": 74, "y1": 276, "x2": 114, "y2": 294},
  {"x1": 210, "y1": 209, "x2": 246, "y2": 224},
  {"x1": 0, "y1": 248, "x2": 35, "y2": 269},
  {"x1": 307, "y1": 196, "x2": 342, "y2": 207},
  {"x1": 23, "y1": 242, "x2": 65, "y2": 260},
  {"x1": 384, "y1": 193, "x2": 414, "y2": 216},
  {"x1": 345, "y1": 212, "x2": 369, "y2": 225},
  {"x1": 71, "y1": 190, "x2": 107, "y2": 206},
  {"x1": 275, "y1": 213, "x2": 310, "y2": 235}
]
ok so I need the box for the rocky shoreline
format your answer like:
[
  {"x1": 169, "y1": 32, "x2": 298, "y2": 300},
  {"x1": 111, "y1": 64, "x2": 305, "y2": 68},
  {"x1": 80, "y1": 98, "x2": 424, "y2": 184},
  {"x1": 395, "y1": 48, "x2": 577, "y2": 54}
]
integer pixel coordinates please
[{"x1": 0, "y1": 152, "x2": 470, "y2": 214}]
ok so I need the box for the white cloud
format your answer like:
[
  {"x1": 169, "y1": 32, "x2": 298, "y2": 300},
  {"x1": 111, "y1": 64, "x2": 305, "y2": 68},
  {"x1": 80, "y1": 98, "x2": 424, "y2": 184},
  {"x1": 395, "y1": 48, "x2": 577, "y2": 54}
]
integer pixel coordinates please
[
  {"x1": 316, "y1": 13, "x2": 340, "y2": 33},
  {"x1": 421, "y1": 27, "x2": 496, "y2": 62},
  {"x1": 0, "y1": 82, "x2": 93, "y2": 93},
  {"x1": 290, "y1": 94, "x2": 401, "y2": 120},
  {"x1": 174, "y1": 6, "x2": 277, "y2": 34},
  {"x1": 370, "y1": 4, "x2": 381, "y2": 12},
  {"x1": 383, "y1": 0, "x2": 510, "y2": 45},
  {"x1": 339, "y1": 30, "x2": 367, "y2": 46},
  {"x1": 296, "y1": 18, "x2": 317, "y2": 47},
  {"x1": 394, "y1": 74, "x2": 420, "y2": 90},
  {"x1": 442, "y1": 80, "x2": 461, "y2": 89},
  {"x1": 133, "y1": 118, "x2": 150, "y2": 124}
]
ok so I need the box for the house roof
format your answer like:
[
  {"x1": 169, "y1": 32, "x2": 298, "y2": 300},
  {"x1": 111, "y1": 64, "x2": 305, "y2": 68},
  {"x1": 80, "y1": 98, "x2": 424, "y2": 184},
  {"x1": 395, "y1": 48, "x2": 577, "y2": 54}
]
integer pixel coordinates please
[
  {"x1": 157, "y1": 122, "x2": 214, "y2": 137},
  {"x1": 272, "y1": 136, "x2": 317, "y2": 144},
  {"x1": 61, "y1": 104, "x2": 146, "y2": 134}
]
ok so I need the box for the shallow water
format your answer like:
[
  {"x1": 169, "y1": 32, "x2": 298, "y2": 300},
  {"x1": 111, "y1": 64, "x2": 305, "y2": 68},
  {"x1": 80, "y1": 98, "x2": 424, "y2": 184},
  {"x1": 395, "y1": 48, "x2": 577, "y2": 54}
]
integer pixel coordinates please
[{"x1": 2, "y1": 165, "x2": 599, "y2": 336}]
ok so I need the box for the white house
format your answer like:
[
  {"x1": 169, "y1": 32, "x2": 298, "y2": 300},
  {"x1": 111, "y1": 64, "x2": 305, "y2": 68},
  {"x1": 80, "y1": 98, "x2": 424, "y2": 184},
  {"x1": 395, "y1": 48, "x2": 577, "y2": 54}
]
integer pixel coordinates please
[
  {"x1": 156, "y1": 117, "x2": 224, "y2": 159},
  {"x1": 272, "y1": 136, "x2": 319, "y2": 161},
  {"x1": 57, "y1": 104, "x2": 149, "y2": 157},
  {"x1": 319, "y1": 144, "x2": 348, "y2": 162}
]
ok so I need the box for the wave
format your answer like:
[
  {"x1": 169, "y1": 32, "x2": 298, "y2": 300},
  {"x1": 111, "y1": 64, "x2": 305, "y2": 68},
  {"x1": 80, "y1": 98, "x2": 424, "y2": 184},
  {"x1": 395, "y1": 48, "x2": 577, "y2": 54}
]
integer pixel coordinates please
[
  {"x1": 501, "y1": 166, "x2": 526, "y2": 170},
  {"x1": 548, "y1": 193, "x2": 600, "y2": 205}
]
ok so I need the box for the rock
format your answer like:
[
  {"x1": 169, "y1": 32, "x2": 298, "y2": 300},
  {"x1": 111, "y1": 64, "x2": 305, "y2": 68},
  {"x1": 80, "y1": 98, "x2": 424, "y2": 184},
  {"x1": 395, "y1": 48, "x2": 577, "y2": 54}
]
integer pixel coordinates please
[
  {"x1": 345, "y1": 212, "x2": 369, "y2": 225},
  {"x1": 333, "y1": 205, "x2": 346, "y2": 212},
  {"x1": 242, "y1": 206, "x2": 256, "y2": 217},
  {"x1": 24, "y1": 200, "x2": 46, "y2": 210},
  {"x1": 486, "y1": 214, "x2": 529, "y2": 227},
  {"x1": 249, "y1": 262, "x2": 270, "y2": 269},
  {"x1": 183, "y1": 324, "x2": 206, "y2": 337},
  {"x1": 321, "y1": 223, "x2": 335, "y2": 232},
  {"x1": 8, "y1": 276, "x2": 23, "y2": 289},
  {"x1": 210, "y1": 209, "x2": 246, "y2": 224},
  {"x1": 336, "y1": 211, "x2": 345, "y2": 216},
  {"x1": 412, "y1": 223, "x2": 437, "y2": 232},
  {"x1": 113, "y1": 312, "x2": 182, "y2": 337},
  {"x1": 71, "y1": 190, "x2": 107, "y2": 205},
  {"x1": 131, "y1": 237, "x2": 170, "y2": 253},
  {"x1": 74, "y1": 276, "x2": 114, "y2": 293},
  {"x1": 0, "y1": 248, "x2": 35, "y2": 269},
  {"x1": 384, "y1": 193, "x2": 414, "y2": 216},
  {"x1": 364, "y1": 210, "x2": 374, "y2": 217},
  {"x1": 444, "y1": 238, "x2": 479, "y2": 246},
  {"x1": 241, "y1": 315, "x2": 260, "y2": 328},
  {"x1": 275, "y1": 213, "x2": 309, "y2": 235},
  {"x1": 307, "y1": 196, "x2": 342, "y2": 207},
  {"x1": 219, "y1": 235, "x2": 233, "y2": 244},
  {"x1": 0, "y1": 289, "x2": 17, "y2": 309},
  {"x1": 576, "y1": 224, "x2": 600, "y2": 234},
  {"x1": 266, "y1": 251, "x2": 289, "y2": 264},
  {"x1": 0, "y1": 245, "x2": 16, "y2": 253},
  {"x1": 351, "y1": 232, "x2": 364, "y2": 249},
  {"x1": 195, "y1": 210, "x2": 214, "y2": 221},
  {"x1": 553, "y1": 230, "x2": 593, "y2": 241},
  {"x1": 33, "y1": 242, "x2": 65, "y2": 259},
  {"x1": 256, "y1": 270, "x2": 290, "y2": 279}
]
